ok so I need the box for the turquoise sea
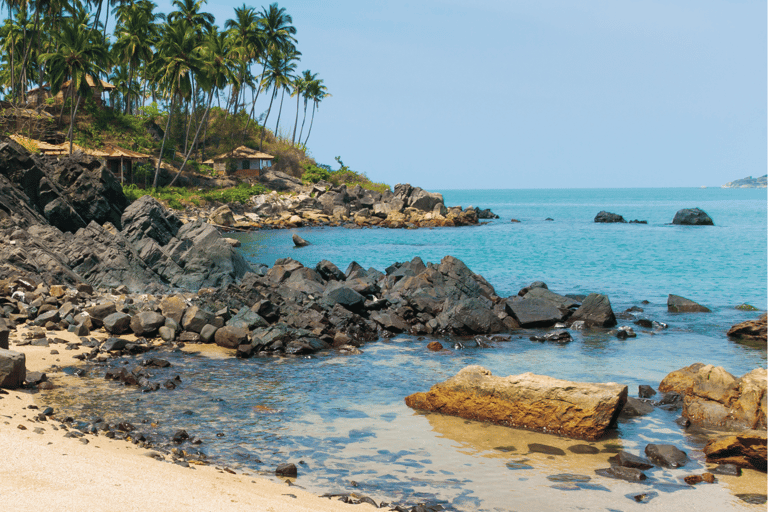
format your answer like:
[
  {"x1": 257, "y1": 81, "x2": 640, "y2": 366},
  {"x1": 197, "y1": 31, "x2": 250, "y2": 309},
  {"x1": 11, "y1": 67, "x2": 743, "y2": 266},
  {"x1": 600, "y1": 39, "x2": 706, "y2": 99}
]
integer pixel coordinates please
[{"x1": 46, "y1": 188, "x2": 767, "y2": 511}]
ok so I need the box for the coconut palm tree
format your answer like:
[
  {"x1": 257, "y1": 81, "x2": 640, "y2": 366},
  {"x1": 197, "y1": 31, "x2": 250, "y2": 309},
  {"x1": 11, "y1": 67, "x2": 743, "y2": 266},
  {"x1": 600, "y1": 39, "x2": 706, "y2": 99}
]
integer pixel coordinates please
[
  {"x1": 272, "y1": 47, "x2": 299, "y2": 140},
  {"x1": 151, "y1": 19, "x2": 201, "y2": 188},
  {"x1": 40, "y1": 9, "x2": 110, "y2": 153},
  {"x1": 168, "y1": 26, "x2": 237, "y2": 187},
  {"x1": 295, "y1": 69, "x2": 316, "y2": 146},
  {"x1": 291, "y1": 69, "x2": 314, "y2": 145},
  {"x1": 224, "y1": 4, "x2": 261, "y2": 116},
  {"x1": 112, "y1": 0, "x2": 159, "y2": 114},
  {"x1": 303, "y1": 76, "x2": 328, "y2": 147},
  {"x1": 167, "y1": 0, "x2": 213, "y2": 36},
  {"x1": 258, "y1": 47, "x2": 295, "y2": 150}
]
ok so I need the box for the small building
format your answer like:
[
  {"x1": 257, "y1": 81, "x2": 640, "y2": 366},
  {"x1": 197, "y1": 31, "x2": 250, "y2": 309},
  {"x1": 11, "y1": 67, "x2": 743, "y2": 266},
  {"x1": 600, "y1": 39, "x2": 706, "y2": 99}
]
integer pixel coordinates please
[
  {"x1": 25, "y1": 87, "x2": 52, "y2": 108},
  {"x1": 204, "y1": 146, "x2": 274, "y2": 177},
  {"x1": 55, "y1": 75, "x2": 116, "y2": 107}
]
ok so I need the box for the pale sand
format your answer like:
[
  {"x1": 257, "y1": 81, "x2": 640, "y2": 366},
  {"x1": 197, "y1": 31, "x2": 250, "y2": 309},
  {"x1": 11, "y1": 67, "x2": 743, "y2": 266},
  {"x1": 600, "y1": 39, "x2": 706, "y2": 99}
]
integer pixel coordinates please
[{"x1": 0, "y1": 329, "x2": 376, "y2": 512}]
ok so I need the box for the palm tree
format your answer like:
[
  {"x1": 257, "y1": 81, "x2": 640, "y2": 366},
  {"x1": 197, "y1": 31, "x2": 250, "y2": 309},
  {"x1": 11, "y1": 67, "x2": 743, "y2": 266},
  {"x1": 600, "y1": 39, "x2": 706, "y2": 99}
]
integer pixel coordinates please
[
  {"x1": 259, "y1": 47, "x2": 295, "y2": 150},
  {"x1": 112, "y1": 1, "x2": 158, "y2": 114},
  {"x1": 291, "y1": 69, "x2": 313, "y2": 145},
  {"x1": 167, "y1": 0, "x2": 213, "y2": 35},
  {"x1": 40, "y1": 9, "x2": 110, "y2": 153},
  {"x1": 151, "y1": 19, "x2": 201, "y2": 188},
  {"x1": 224, "y1": 4, "x2": 261, "y2": 117},
  {"x1": 272, "y1": 47, "x2": 298, "y2": 140},
  {"x1": 295, "y1": 69, "x2": 316, "y2": 146},
  {"x1": 168, "y1": 26, "x2": 236, "y2": 186},
  {"x1": 303, "y1": 76, "x2": 328, "y2": 147}
]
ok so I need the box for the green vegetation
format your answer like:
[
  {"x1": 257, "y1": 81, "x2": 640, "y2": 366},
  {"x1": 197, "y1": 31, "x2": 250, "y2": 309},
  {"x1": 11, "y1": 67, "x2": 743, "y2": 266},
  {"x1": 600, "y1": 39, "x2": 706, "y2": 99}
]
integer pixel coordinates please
[
  {"x1": 301, "y1": 158, "x2": 389, "y2": 194},
  {"x1": 123, "y1": 182, "x2": 268, "y2": 209},
  {"x1": 0, "y1": 0, "x2": 388, "y2": 199}
]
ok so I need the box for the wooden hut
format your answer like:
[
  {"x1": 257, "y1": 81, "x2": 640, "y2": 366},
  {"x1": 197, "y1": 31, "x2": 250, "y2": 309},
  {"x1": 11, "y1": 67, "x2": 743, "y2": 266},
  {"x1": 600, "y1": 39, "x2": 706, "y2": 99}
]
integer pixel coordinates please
[
  {"x1": 55, "y1": 75, "x2": 116, "y2": 107},
  {"x1": 204, "y1": 146, "x2": 274, "y2": 177}
]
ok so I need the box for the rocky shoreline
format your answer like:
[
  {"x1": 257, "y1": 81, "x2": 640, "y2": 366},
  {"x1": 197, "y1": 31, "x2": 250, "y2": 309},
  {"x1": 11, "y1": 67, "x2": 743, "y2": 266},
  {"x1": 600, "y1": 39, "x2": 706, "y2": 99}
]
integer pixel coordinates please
[{"x1": 1, "y1": 139, "x2": 766, "y2": 509}]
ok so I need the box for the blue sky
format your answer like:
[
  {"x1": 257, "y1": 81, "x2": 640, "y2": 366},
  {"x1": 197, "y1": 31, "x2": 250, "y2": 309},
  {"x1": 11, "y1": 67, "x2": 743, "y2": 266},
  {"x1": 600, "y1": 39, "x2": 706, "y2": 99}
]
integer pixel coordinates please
[{"x1": 153, "y1": 0, "x2": 766, "y2": 189}]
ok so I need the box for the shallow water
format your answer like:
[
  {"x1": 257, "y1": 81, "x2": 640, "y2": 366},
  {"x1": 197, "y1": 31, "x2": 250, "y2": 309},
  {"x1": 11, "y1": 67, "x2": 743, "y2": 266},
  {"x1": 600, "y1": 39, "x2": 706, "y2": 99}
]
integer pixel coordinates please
[{"x1": 41, "y1": 188, "x2": 767, "y2": 511}]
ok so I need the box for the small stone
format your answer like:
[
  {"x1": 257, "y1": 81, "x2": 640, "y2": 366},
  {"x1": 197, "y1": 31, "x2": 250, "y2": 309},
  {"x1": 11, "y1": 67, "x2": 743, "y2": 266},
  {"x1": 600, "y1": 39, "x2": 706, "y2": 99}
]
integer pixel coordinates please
[
  {"x1": 426, "y1": 341, "x2": 443, "y2": 351},
  {"x1": 276, "y1": 463, "x2": 298, "y2": 477}
]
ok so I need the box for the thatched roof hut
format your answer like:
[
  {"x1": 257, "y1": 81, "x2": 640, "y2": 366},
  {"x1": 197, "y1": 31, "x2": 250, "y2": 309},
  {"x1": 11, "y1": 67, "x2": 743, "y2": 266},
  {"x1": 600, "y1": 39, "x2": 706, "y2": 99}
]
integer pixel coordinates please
[{"x1": 204, "y1": 146, "x2": 274, "y2": 177}]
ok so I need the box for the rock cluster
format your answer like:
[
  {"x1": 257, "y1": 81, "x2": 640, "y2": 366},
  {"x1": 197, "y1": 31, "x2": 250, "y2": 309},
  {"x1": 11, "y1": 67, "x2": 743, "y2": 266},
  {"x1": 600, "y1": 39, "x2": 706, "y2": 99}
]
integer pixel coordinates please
[
  {"x1": 727, "y1": 313, "x2": 767, "y2": 343},
  {"x1": 404, "y1": 365, "x2": 628, "y2": 440},
  {"x1": 659, "y1": 363, "x2": 767, "y2": 431},
  {"x1": 201, "y1": 180, "x2": 497, "y2": 230}
]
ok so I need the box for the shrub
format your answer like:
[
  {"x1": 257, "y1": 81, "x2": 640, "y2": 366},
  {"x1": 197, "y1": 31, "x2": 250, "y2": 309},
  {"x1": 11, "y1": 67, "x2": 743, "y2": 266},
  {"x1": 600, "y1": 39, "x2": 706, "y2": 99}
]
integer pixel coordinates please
[{"x1": 301, "y1": 163, "x2": 331, "y2": 183}]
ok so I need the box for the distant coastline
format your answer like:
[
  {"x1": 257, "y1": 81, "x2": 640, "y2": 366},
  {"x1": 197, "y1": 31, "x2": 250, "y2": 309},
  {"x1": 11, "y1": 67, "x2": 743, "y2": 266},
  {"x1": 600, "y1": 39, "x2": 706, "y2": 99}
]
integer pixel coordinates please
[{"x1": 722, "y1": 175, "x2": 767, "y2": 188}]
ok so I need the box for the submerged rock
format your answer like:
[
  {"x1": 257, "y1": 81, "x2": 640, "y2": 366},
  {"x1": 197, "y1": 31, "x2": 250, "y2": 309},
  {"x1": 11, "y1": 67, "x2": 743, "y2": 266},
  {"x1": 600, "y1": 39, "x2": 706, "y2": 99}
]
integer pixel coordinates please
[
  {"x1": 404, "y1": 365, "x2": 627, "y2": 440},
  {"x1": 667, "y1": 294, "x2": 711, "y2": 313}
]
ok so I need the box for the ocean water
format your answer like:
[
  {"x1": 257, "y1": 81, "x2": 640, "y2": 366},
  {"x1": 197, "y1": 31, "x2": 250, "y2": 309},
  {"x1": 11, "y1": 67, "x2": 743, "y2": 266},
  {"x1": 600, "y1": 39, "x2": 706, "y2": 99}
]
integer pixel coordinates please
[{"x1": 43, "y1": 188, "x2": 767, "y2": 511}]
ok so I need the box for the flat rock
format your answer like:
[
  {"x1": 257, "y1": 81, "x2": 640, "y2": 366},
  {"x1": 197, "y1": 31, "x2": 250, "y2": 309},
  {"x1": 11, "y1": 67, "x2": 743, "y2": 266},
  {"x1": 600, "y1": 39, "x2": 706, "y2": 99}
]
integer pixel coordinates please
[
  {"x1": 644, "y1": 444, "x2": 688, "y2": 468},
  {"x1": 703, "y1": 431, "x2": 767, "y2": 472},
  {"x1": 404, "y1": 365, "x2": 627, "y2": 440},
  {"x1": 667, "y1": 294, "x2": 711, "y2": 313},
  {"x1": 727, "y1": 313, "x2": 767, "y2": 342}
]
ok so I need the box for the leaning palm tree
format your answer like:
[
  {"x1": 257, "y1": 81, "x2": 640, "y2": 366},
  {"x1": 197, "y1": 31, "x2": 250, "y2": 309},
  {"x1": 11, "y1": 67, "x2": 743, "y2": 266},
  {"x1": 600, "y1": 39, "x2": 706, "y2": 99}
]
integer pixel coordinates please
[
  {"x1": 294, "y1": 69, "x2": 316, "y2": 146},
  {"x1": 303, "y1": 76, "x2": 328, "y2": 147},
  {"x1": 112, "y1": 1, "x2": 158, "y2": 114},
  {"x1": 258, "y1": 47, "x2": 295, "y2": 150},
  {"x1": 168, "y1": 26, "x2": 236, "y2": 187},
  {"x1": 40, "y1": 10, "x2": 110, "y2": 154},
  {"x1": 290, "y1": 70, "x2": 308, "y2": 145},
  {"x1": 151, "y1": 19, "x2": 201, "y2": 188},
  {"x1": 272, "y1": 47, "x2": 299, "y2": 140},
  {"x1": 224, "y1": 4, "x2": 261, "y2": 117}
]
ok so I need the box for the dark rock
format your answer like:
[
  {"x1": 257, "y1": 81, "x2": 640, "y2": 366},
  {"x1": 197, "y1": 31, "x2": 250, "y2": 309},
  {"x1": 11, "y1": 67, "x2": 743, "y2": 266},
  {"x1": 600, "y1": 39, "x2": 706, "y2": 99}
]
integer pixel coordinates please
[
  {"x1": 594, "y1": 211, "x2": 626, "y2": 223},
  {"x1": 517, "y1": 281, "x2": 548, "y2": 296},
  {"x1": 181, "y1": 306, "x2": 216, "y2": 333},
  {"x1": 644, "y1": 444, "x2": 688, "y2": 468},
  {"x1": 101, "y1": 337, "x2": 128, "y2": 352},
  {"x1": 608, "y1": 451, "x2": 654, "y2": 470},
  {"x1": 324, "y1": 284, "x2": 366, "y2": 311},
  {"x1": 595, "y1": 466, "x2": 647, "y2": 482},
  {"x1": 292, "y1": 233, "x2": 310, "y2": 247},
  {"x1": 530, "y1": 329, "x2": 572, "y2": 343},
  {"x1": 199, "y1": 324, "x2": 218, "y2": 343},
  {"x1": 568, "y1": 445, "x2": 600, "y2": 455},
  {"x1": 214, "y1": 325, "x2": 250, "y2": 349},
  {"x1": 85, "y1": 303, "x2": 117, "y2": 328},
  {"x1": 569, "y1": 293, "x2": 616, "y2": 327},
  {"x1": 158, "y1": 326, "x2": 176, "y2": 342},
  {"x1": 620, "y1": 397, "x2": 654, "y2": 417},
  {"x1": 667, "y1": 294, "x2": 710, "y2": 313},
  {"x1": 638, "y1": 385, "x2": 656, "y2": 398},
  {"x1": 672, "y1": 208, "x2": 713, "y2": 226},
  {"x1": 316, "y1": 260, "x2": 345, "y2": 281},
  {"x1": 24, "y1": 371, "x2": 46, "y2": 386},
  {"x1": 506, "y1": 297, "x2": 565, "y2": 328},
  {"x1": 709, "y1": 464, "x2": 742, "y2": 477},
  {"x1": 130, "y1": 311, "x2": 165, "y2": 337},
  {"x1": 103, "y1": 312, "x2": 131, "y2": 334},
  {"x1": 528, "y1": 444, "x2": 566, "y2": 456},
  {"x1": 172, "y1": 429, "x2": 189, "y2": 443},
  {"x1": 275, "y1": 463, "x2": 298, "y2": 477},
  {"x1": 0, "y1": 349, "x2": 25, "y2": 389}
]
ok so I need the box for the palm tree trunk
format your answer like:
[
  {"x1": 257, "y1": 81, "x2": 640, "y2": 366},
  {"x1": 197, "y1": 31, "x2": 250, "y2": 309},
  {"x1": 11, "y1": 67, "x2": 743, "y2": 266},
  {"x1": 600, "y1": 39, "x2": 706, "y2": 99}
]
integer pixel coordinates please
[
  {"x1": 274, "y1": 87, "x2": 285, "y2": 139},
  {"x1": 297, "y1": 99, "x2": 308, "y2": 146},
  {"x1": 168, "y1": 89, "x2": 214, "y2": 187},
  {"x1": 67, "y1": 93, "x2": 82, "y2": 155},
  {"x1": 291, "y1": 90, "x2": 300, "y2": 145},
  {"x1": 242, "y1": 60, "x2": 268, "y2": 136},
  {"x1": 259, "y1": 88, "x2": 277, "y2": 151},
  {"x1": 303, "y1": 101, "x2": 316, "y2": 147},
  {"x1": 153, "y1": 94, "x2": 176, "y2": 189}
]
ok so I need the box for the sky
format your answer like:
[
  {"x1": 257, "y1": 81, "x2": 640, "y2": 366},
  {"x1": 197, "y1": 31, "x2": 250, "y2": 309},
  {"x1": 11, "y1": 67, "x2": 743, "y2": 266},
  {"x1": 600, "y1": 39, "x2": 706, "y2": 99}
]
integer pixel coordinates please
[{"x1": 153, "y1": 0, "x2": 767, "y2": 189}]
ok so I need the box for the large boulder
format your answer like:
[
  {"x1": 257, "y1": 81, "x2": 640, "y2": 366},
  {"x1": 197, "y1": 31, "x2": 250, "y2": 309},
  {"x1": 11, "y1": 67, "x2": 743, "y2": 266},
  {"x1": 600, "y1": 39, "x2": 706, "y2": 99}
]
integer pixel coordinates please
[
  {"x1": 667, "y1": 294, "x2": 711, "y2": 313},
  {"x1": 214, "y1": 325, "x2": 250, "y2": 349},
  {"x1": 703, "y1": 431, "x2": 767, "y2": 472},
  {"x1": 672, "y1": 208, "x2": 714, "y2": 226},
  {"x1": 594, "y1": 211, "x2": 626, "y2": 223},
  {"x1": 659, "y1": 363, "x2": 767, "y2": 430},
  {"x1": 260, "y1": 170, "x2": 305, "y2": 193},
  {"x1": 505, "y1": 296, "x2": 564, "y2": 327},
  {"x1": 405, "y1": 365, "x2": 627, "y2": 440},
  {"x1": 569, "y1": 293, "x2": 616, "y2": 327},
  {"x1": 130, "y1": 311, "x2": 166, "y2": 337},
  {"x1": 0, "y1": 349, "x2": 25, "y2": 389},
  {"x1": 727, "y1": 314, "x2": 767, "y2": 342}
]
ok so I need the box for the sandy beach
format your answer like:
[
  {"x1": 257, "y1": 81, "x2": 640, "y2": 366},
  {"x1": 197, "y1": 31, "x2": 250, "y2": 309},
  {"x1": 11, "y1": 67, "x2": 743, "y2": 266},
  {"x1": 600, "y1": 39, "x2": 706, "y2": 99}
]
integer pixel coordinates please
[{"x1": 0, "y1": 331, "x2": 377, "y2": 512}]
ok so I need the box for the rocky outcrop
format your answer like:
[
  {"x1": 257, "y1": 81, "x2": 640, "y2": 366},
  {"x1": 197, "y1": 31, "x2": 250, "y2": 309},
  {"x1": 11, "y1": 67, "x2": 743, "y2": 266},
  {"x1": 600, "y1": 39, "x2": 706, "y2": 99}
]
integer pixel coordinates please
[
  {"x1": 569, "y1": 293, "x2": 617, "y2": 327},
  {"x1": 594, "y1": 211, "x2": 626, "y2": 223},
  {"x1": 704, "y1": 431, "x2": 767, "y2": 472},
  {"x1": 672, "y1": 208, "x2": 713, "y2": 226},
  {"x1": 659, "y1": 363, "x2": 767, "y2": 430},
  {"x1": 721, "y1": 175, "x2": 767, "y2": 189},
  {"x1": 204, "y1": 182, "x2": 495, "y2": 230},
  {"x1": 727, "y1": 314, "x2": 767, "y2": 343},
  {"x1": 0, "y1": 348, "x2": 25, "y2": 389},
  {"x1": 667, "y1": 294, "x2": 711, "y2": 313},
  {"x1": 0, "y1": 142, "x2": 251, "y2": 293},
  {"x1": 404, "y1": 365, "x2": 627, "y2": 440}
]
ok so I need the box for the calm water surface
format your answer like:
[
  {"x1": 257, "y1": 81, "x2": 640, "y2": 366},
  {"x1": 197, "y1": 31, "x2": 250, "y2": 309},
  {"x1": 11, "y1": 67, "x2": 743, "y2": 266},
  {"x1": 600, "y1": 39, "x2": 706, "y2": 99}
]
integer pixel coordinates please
[{"x1": 43, "y1": 188, "x2": 767, "y2": 511}]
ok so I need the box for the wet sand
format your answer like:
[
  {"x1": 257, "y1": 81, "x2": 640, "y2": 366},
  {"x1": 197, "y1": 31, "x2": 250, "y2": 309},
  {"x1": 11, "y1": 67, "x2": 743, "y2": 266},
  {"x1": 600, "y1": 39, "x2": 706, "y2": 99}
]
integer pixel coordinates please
[{"x1": 0, "y1": 329, "x2": 376, "y2": 512}]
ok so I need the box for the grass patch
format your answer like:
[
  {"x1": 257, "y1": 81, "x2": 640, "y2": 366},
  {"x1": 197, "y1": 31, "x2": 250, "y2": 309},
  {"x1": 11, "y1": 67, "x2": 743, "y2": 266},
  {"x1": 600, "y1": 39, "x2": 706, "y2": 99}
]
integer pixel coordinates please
[{"x1": 122, "y1": 182, "x2": 268, "y2": 209}]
